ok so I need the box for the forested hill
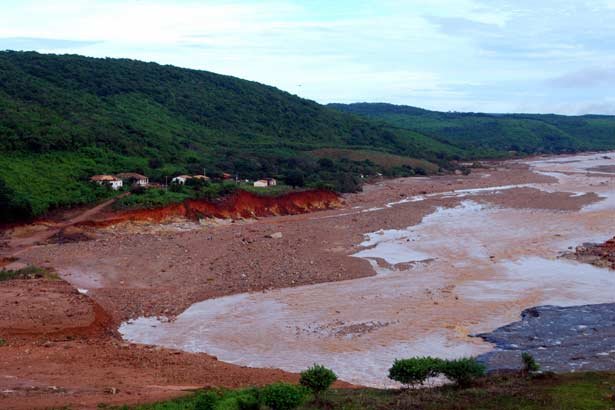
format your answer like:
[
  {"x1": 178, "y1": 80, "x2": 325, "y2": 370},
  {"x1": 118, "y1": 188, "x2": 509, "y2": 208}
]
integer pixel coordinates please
[
  {"x1": 1, "y1": 52, "x2": 614, "y2": 222},
  {"x1": 329, "y1": 103, "x2": 615, "y2": 156},
  {"x1": 0, "y1": 51, "x2": 458, "y2": 221}
]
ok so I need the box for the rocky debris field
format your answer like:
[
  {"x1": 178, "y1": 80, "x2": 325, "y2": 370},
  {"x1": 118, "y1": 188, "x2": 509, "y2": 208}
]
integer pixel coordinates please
[{"x1": 477, "y1": 303, "x2": 615, "y2": 373}]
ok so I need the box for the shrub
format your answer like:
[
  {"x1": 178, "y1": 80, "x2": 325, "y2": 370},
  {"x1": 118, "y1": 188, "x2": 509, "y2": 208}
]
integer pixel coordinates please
[
  {"x1": 0, "y1": 338, "x2": 6, "y2": 347},
  {"x1": 194, "y1": 391, "x2": 219, "y2": 410},
  {"x1": 235, "y1": 390, "x2": 260, "y2": 410},
  {"x1": 388, "y1": 357, "x2": 443, "y2": 387},
  {"x1": 259, "y1": 383, "x2": 306, "y2": 410},
  {"x1": 130, "y1": 185, "x2": 146, "y2": 195},
  {"x1": 522, "y1": 352, "x2": 540, "y2": 373},
  {"x1": 440, "y1": 357, "x2": 486, "y2": 387},
  {"x1": 0, "y1": 266, "x2": 55, "y2": 282},
  {"x1": 300, "y1": 364, "x2": 337, "y2": 396}
]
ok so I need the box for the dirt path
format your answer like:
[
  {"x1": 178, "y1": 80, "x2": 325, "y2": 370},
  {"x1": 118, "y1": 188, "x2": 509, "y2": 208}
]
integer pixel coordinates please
[{"x1": 3, "y1": 194, "x2": 127, "y2": 258}]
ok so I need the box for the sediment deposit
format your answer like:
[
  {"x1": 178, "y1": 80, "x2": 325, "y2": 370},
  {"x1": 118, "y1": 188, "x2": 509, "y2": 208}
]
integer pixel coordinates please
[{"x1": 2, "y1": 153, "x2": 614, "y2": 407}]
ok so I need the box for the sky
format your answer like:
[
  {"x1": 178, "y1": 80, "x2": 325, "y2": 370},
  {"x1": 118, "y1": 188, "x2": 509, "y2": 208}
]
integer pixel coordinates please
[{"x1": 1, "y1": 0, "x2": 615, "y2": 115}]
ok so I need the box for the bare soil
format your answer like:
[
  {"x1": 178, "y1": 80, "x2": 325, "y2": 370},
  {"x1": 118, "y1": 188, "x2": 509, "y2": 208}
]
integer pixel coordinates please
[{"x1": 0, "y1": 161, "x2": 602, "y2": 409}]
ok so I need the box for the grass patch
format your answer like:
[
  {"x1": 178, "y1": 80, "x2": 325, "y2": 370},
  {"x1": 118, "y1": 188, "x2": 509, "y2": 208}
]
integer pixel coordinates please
[
  {"x1": 311, "y1": 148, "x2": 440, "y2": 174},
  {"x1": 0, "y1": 265, "x2": 58, "y2": 282},
  {"x1": 237, "y1": 183, "x2": 295, "y2": 197},
  {"x1": 110, "y1": 373, "x2": 615, "y2": 410},
  {"x1": 113, "y1": 189, "x2": 191, "y2": 210}
]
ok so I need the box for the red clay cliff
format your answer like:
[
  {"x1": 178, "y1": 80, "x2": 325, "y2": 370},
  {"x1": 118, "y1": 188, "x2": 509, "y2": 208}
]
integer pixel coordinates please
[{"x1": 78, "y1": 189, "x2": 342, "y2": 227}]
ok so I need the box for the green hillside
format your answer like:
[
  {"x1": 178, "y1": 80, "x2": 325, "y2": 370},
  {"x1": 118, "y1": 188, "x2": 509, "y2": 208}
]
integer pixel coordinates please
[
  {"x1": 329, "y1": 103, "x2": 615, "y2": 157},
  {"x1": 0, "y1": 51, "x2": 458, "y2": 221},
  {"x1": 2, "y1": 52, "x2": 614, "y2": 222}
]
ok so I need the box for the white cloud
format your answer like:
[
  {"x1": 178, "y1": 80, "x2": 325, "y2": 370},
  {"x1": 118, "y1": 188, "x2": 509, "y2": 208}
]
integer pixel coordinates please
[{"x1": 1, "y1": 0, "x2": 615, "y2": 114}]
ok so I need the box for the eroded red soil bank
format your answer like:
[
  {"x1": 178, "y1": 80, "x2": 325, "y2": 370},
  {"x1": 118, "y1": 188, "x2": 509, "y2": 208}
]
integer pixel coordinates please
[{"x1": 78, "y1": 189, "x2": 341, "y2": 227}]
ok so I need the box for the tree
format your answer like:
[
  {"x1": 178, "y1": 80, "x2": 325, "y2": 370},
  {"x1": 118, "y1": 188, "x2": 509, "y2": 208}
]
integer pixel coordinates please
[
  {"x1": 300, "y1": 364, "x2": 337, "y2": 399},
  {"x1": 440, "y1": 357, "x2": 486, "y2": 387},
  {"x1": 259, "y1": 383, "x2": 306, "y2": 410},
  {"x1": 285, "y1": 171, "x2": 305, "y2": 188},
  {"x1": 388, "y1": 357, "x2": 443, "y2": 387}
]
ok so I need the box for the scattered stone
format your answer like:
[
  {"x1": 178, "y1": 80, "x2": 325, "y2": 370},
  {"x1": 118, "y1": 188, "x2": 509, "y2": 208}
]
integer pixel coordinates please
[{"x1": 265, "y1": 232, "x2": 283, "y2": 239}]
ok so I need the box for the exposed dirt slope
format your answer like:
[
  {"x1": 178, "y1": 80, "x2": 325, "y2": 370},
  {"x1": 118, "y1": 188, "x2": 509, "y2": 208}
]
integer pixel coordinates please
[{"x1": 79, "y1": 189, "x2": 341, "y2": 227}]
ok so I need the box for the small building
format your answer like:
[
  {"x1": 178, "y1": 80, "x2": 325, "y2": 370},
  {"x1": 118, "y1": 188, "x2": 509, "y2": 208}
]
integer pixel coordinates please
[
  {"x1": 115, "y1": 172, "x2": 149, "y2": 187},
  {"x1": 192, "y1": 175, "x2": 211, "y2": 181},
  {"x1": 222, "y1": 172, "x2": 233, "y2": 180},
  {"x1": 90, "y1": 175, "x2": 123, "y2": 190},
  {"x1": 253, "y1": 178, "x2": 277, "y2": 188},
  {"x1": 171, "y1": 175, "x2": 192, "y2": 184}
]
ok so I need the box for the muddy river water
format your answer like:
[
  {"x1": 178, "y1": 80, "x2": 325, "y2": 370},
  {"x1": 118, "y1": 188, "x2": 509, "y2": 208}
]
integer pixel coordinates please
[{"x1": 120, "y1": 153, "x2": 615, "y2": 386}]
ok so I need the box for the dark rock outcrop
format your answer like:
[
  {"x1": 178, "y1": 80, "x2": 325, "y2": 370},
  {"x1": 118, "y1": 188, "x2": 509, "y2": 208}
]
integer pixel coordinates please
[{"x1": 476, "y1": 303, "x2": 615, "y2": 373}]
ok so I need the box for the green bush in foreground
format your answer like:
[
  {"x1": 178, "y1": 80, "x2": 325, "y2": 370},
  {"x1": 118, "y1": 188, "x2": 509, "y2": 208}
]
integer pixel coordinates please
[
  {"x1": 522, "y1": 352, "x2": 540, "y2": 373},
  {"x1": 234, "y1": 391, "x2": 260, "y2": 410},
  {"x1": 193, "y1": 391, "x2": 219, "y2": 410},
  {"x1": 259, "y1": 383, "x2": 306, "y2": 410},
  {"x1": 389, "y1": 357, "x2": 485, "y2": 388},
  {"x1": 299, "y1": 364, "x2": 337, "y2": 397},
  {"x1": 388, "y1": 357, "x2": 444, "y2": 387},
  {"x1": 440, "y1": 357, "x2": 486, "y2": 387}
]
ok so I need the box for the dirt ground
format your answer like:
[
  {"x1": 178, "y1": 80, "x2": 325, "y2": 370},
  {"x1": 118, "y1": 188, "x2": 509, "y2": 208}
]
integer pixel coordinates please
[{"x1": 0, "y1": 159, "x2": 601, "y2": 409}]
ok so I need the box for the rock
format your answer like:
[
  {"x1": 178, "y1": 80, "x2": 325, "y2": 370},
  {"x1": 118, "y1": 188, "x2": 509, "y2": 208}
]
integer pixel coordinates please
[
  {"x1": 265, "y1": 232, "x2": 283, "y2": 239},
  {"x1": 477, "y1": 303, "x2": 615, "y2": 373}
]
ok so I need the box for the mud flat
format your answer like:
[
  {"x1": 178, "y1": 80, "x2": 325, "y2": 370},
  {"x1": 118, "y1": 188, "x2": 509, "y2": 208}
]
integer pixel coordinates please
[{"x1": 120, "y1": 152, "x2": 615, "y2": 387}]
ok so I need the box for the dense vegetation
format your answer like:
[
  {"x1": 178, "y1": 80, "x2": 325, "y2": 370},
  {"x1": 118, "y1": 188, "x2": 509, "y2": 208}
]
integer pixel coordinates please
[
  {"x1": 330, "y1": 103, "x2": 615, "y2": 157},
  {"x1": 0, "y1": 52, "x2": 462, "y2": 222},
  {"x1": 1, "y1": 52, "x2": 614, "y2": 221}
]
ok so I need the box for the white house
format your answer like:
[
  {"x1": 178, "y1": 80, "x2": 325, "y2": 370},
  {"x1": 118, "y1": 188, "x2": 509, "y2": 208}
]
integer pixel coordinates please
[
  {"x1": 116, "y1": 172, "x2": 149, "y2": 187},
  {"x1": 253, "y1": 178, "x2": 277, "y2": 188},
  {"x1": 171, "y1": 175, "x2": 192, "y2": 184},
  {"x1": 90, "y1": 175, "x2": 123, "y2": 190}
]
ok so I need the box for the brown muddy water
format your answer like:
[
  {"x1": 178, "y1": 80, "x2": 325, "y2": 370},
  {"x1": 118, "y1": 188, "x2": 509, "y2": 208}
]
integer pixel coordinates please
[{"x1": 120, "y1": 153, "x2": 615, "y2": 387}]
